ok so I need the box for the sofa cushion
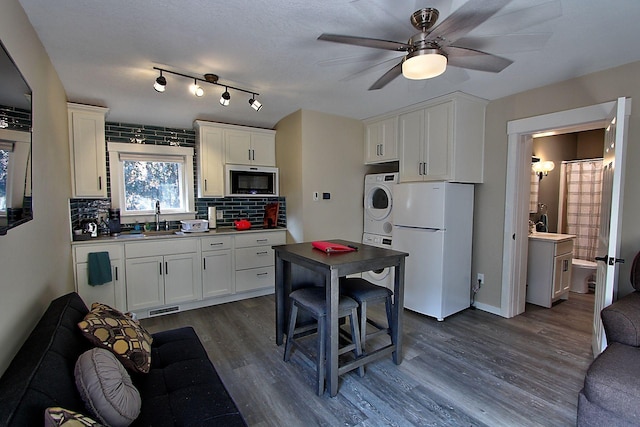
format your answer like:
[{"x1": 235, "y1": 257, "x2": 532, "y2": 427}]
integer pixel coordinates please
[
  {"x1": 78, "y1": 303, "x2": 153, "y2": 373},
  {"x1": 0, "y1": 293, "x2": 91, "y2": 427},
  {"x1": 75, "y1": 348, "x2": 141, "y2": 427},
  {"x1": 601, "y1": 292, "x2": 640, "y2": 346},
  {"x1": 583, "y1": 342, "x2": 640, "y2": 423},
  {"x1": 130, "y1": 327, "x2": 247, "y2": 427},
  {"x1": 44, "y1": 407, "x2": 103, "y2": 427}
]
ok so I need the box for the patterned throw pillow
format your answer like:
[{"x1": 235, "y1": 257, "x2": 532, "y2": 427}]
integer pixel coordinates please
[
  {"x1": 44, "y1": 407, "x2": 103, "y2": 426},
  {"x1": 75, "y1": 348, "x2": 141, "y2": 427},
  {"x1": 78, "y1": 302, "x2": 153, "y2": 373}
]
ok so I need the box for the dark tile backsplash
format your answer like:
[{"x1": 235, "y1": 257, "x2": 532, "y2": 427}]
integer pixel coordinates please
[{"x1": 71, "y1": 121, "x2": 285, "y2": 234}]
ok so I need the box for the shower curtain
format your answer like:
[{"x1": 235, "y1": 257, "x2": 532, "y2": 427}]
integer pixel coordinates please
[{"x1": 562, "y1": 159, "x2": 603, "y2": 261}]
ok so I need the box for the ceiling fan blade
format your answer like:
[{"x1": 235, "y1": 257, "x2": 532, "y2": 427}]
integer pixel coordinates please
[
  {"x1": 317, "y1": 52, "x2": 393, "y2": 68},
  {"x1": 369, "y1": 60, "x2": 403, "y2": 90},
  {"x1": 445, "y1": 46, "x2": 513, "y2": 73},
  {"x1": 472, "y1": 0, "x2": 562, "y2": 36},
  {"x1": 318, "y1": 33, "x2": 410, "y2": 51},
  {"x1": 454, "y1": 33, "x2": 552, "y2": 54},
  {"x1": 428, "y1": 0, "x2": 512, "y2": 44},
  {"x1": 340, "y1": 56, "x2": 404, "y2": 82}
]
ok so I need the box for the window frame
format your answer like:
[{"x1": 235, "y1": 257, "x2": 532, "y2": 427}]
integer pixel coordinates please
[{"x1": 108, "y1": 142, "x2": 195, "y2": 224}]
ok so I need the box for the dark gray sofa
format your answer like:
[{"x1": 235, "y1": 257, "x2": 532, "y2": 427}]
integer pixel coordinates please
[
  {"x1": 0, "y1": 292, "x2": 247, "y2": 426},
  {"x1": 577, "y1": 252, "x2": 640, "y2": 426}
]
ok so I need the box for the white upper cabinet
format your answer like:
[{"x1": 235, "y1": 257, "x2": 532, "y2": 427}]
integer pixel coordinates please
[
  {"x1": 195, "y1": 121, "x2": 224, "y2": 197},
  {"x1": 376, "y1": 92, "x2": 486, "y2": 183},
  {"x1": 68, "y1": 103, "x2": 109, "y2": 198},
  {"x1": 364, "y1": 116, "x2": 398, "y2": 164},
  {"x1": 225, "y1": 128, "x2": 276, "y2": 166}
]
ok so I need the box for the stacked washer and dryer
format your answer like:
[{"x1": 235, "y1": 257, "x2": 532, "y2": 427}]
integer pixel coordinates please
[{"x1": 362, "y1": 173, "x2": 398, "y2": 290}]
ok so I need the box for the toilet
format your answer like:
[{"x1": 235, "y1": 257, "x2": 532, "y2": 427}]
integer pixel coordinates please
[{"x1": 571, "y1": 258, "x2": 597, "y2": 293}]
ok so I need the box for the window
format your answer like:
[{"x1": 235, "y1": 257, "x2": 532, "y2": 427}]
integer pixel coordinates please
[{"x1": 108, "y1": 142, "x2": 195, "y2": 224}]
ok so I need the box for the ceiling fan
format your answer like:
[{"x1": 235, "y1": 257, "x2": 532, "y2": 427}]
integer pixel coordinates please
[{"x1": 318, "y1": 0, "x2": 518, "y2": 90}]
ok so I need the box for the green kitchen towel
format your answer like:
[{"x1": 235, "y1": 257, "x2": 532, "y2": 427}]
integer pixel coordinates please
[{"x1": 88, "y1": 251, "x2": 112, "y2": 286}]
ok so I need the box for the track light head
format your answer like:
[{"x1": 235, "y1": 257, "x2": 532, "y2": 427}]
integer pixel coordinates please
[
  {"x1": 249, "y1": 95, "x2": 262, "y2": 111},
  {"x1": 154, "y1": 74, "x2": 166, "y2": 92},
  {"x1": 220, "y1": 89, "x2": 231, "y2": 106},
  {"x1": 190, "y1": 79, "x2": 204, "y2": 97}
]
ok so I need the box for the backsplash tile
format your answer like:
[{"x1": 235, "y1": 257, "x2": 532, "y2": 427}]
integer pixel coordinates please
[{"x1": 71, "y1": 121, "x2": 286, "y2": 234}]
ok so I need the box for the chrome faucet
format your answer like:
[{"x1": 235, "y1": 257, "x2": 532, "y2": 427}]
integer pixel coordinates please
[{"x1": 155, "y1": 201, "x2": 161, "y2": 231}]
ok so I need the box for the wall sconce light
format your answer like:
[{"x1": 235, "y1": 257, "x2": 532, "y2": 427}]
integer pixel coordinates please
[
  {"x1": 532, "y1": 159, "x2": 555, "y2": 180},
  {"x1": 152, "y1": 67, "x2": 262, "y2": 111},
  {"x1": 219, "y1": 88, "x2": 231, "y2": 106}
]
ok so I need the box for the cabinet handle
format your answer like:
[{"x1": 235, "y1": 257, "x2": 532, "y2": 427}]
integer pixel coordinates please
[
  {"x1": 204, "y1": 179, "x2": 207, "y2": 191},
  {"x1": 418, "y1": 162, "x2": 424, "y2": 175},
  {"x1": 114, "y1": 266, "x2": 118, "y2": 281},
  {"x1": 248, "y1": 149, "x2": 252, "y2": 161},
  {"x1": 210, "y1": 242, "x2": 223, "y2": 246},
  {"x1": 98, "y1": 176, "x2": 102, "y2": 190},
  {"x1": 165, "y1": 262, "x2": 168, "y2": 275},
  {"x1": 256, "y1": 239, "x2": 268, "y2": 243},
  {"x1": 563, "y1": 259, "x2": 569, "y2": 271},
  {"x1": 379, "y1": 144, "x2": 383, "y2": 156},
  {"x1": 159, "y1": 262, "x2": 163, "y2": 275},
  {"x1": 256, "y1": 251, "x2": 269, "y2": 255},
  {"x1": 252, "y1": 149, "x2": 255, "y2": 161},
  {"x1": 203, "y1": 258, "x2": 206, "y2": 270},
  {"x1": 257, "y1": 272, "x2": 268, "y2": 277}
]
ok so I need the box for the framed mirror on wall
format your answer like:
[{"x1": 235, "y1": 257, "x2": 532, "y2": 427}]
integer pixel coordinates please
[{"x1": 0, "y1": 40, "x2": 32, "y2": 235}]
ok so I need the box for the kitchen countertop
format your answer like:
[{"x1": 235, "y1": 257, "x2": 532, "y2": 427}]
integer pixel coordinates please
[
  {"x1": 528, "y1": 232, "x2": 576, "y2": 242},
  {"x1": 72, "y1": 226, "x2": 286, "y2": 245}
]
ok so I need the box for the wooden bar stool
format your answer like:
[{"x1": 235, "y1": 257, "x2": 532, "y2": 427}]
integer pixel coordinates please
[
  {"x1": 283, "y1": 287, "x2": 363, "y2": 396},
  {"x1": 340, "y1": 277, "x2": 393, "y2": 350}
]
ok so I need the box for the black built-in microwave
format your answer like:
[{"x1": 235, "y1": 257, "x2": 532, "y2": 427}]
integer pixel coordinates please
[{"x1": 225, "y1": 164, "x2": 279, "y2": 197}]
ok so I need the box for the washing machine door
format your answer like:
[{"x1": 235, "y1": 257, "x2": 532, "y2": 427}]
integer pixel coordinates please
[{"x1": 365, "y1": 185, "x2": 392, "y2": 221}]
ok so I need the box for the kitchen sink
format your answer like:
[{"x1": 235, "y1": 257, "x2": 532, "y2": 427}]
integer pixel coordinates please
[{"x1": 112, "y1": 233, "x2": 146, "y2": 239}]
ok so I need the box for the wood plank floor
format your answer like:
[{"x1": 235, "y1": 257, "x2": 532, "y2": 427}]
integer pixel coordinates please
[{"x1": 141, "y1": 292, "x2": 595, "y2": 427}]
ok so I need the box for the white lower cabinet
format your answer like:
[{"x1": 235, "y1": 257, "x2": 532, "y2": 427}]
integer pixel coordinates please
[
  {"x1": 201, "y1": 236, "x2": 233, "y2": 298},
  {"x1": 74, "y1": 244, "x2": 126, "y2": 312},
  {"x1": 526, "y1": 235, "x2": 574, "y2": 308},
  {"x1": 125, "y1": 239, "x2": 201, "y2": 311},
  {"x1": 72, "y1": 229, "x2": 285, "y2": 318},
  {"x1": 234, "y1": 231, "x2": 286, "y2": 293}
]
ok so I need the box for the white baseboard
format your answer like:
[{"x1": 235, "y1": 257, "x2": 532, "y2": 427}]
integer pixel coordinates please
[{"x1": 472, "y1": 301, "x2": 502, "y2": 317}]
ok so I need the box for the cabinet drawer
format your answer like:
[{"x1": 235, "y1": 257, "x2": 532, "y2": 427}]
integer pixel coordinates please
[
  {"x1": 126, "y1": 238, "x2": 198, "y2": 258},
  {"x1": 235, "y1": 231, "x2": 286, "y2": 248},
  {"x1": 555, "y1": 240, "x2": 574, "y2": 256},
  {"x1": 235, "y1": 246, "x2": 274, "y2": 270},
  {"x1": 75, "y1": 244, "x2": 123, "y2": 262},
  {"x1": 200, "y1": 235, "x2": 232, "y2": 251},
  {"x1": 235, "y1": 266, "x2": 274, "y2": 292}
]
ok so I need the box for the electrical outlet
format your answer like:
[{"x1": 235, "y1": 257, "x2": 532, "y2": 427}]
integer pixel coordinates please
[
  {"x1": 477, "y1": 273, "x2": 484, "y2": 285},
  {"x1": 216, "y1": 210, "x2": 223, "y2": 220}
]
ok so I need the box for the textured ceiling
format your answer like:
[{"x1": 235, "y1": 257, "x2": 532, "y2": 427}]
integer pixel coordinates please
[{"x1": 15, "y1": 0, "x2": 640, "y2": 130}]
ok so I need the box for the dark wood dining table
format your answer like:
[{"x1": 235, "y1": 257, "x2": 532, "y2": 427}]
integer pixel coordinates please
[{"x1": 273, "y1": 239, "x2": 408, "y2": 397}]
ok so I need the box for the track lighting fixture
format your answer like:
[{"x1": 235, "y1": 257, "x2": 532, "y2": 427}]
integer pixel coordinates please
[
  {"x1": 249, "y1": 94, "x2": 262, "y2": 111},
  {"x1": 220, "y1": 88, "x2": 231, "y2": 106},
  {"x1": 152, "y1": 67, "x2": 262, "y2": 111},
  {"x1": 190, "y1": 79, "x2": 204, "y2": 97},
  {"x1": 153, "y1": 71, "x2": 166, "y2": 92}
]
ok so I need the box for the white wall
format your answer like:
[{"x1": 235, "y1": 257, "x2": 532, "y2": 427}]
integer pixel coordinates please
[
  {"x1": 0, "y1": 0, "x2": 73, "y2": 374},
  {"x1": 474, "y1": 60, "x2": 640, "y2": 311},
  {"x1": 276, "y1": 110, "x2": 365, "y2": 243}
]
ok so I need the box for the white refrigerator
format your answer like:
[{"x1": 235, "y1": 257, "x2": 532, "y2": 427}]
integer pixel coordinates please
[{"x1": 392, "y1": 181, "x2": 474, "y2": 321}]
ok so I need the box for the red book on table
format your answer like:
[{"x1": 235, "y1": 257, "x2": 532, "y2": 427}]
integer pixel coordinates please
[{"x1": 311, "y1": 241, "x2": 356, "y2": 253}]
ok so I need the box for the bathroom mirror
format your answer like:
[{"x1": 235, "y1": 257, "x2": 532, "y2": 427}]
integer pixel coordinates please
[{"x1": 0, "y1": 39, "x2": 32, "y2": 235}]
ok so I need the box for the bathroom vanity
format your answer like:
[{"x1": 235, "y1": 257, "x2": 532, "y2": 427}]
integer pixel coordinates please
[{"x1": 526, "y1": 232, "x2": 576, "y2": 308}]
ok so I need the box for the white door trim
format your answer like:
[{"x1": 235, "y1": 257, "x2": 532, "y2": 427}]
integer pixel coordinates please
[{"x1": 502, "y1": 101, "x2": 616, "y2": 317}]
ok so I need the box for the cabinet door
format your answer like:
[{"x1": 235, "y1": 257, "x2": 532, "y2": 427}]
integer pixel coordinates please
[
  {"x1": 164, "y1": 253, "x2": 201, "y2": 304},
  {"x1": 423, "y1": 101, "x2": 451, "y2": 180},
  {"x1": 198, "y1": 126, "x2": 224, "y2": 197},
  {"x1": 553, "y1": 253, "x2": 572, "y2": 298},
  {"x1": 69, "y1": 108, "x2": 107, "y2": 197},
  {"x1": 126, "y1": 256, "x2": 164, "y2": 310},
  {"x1": 202, "y1": 250, "x2": 233, "y2": 298},
  {"x1": 399, "y1": 110, "x2": 424, "y2": 182},
  {"x1": 251, "y1": 132, "x2": 276, "y2": 166},
  {"x1": 225, "y1": 130, "x2": 252, "y2": 165},
  {"x1": 235, "y1": 246, "x2": 275, "y2": 270},
  {"x1": 76, "y1": 258, "x2": 126, "y2": 312},
  {"x1": 365, "y1": 118, "x2": 397, "y2": 164}
]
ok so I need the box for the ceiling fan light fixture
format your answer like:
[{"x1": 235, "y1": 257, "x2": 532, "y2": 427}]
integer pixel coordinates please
[
  {"x1": 154, "y1": 72, "x2": 166, "y2": 92},
  {"x1": 402, "y1": 49, "x2": 447, "y2": 80},
  {"x1": 220, "y1": 89, "x2": 231, "y2": 106}
]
